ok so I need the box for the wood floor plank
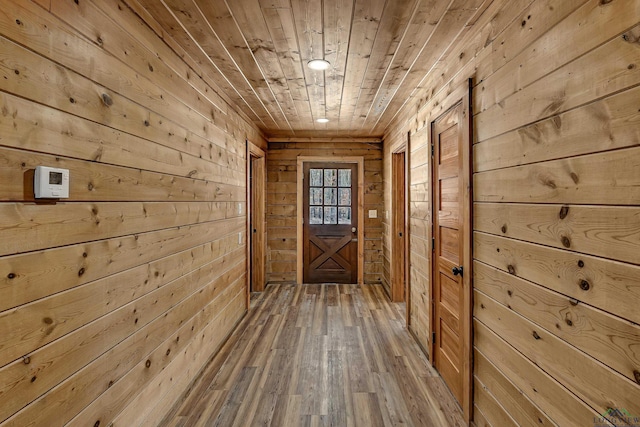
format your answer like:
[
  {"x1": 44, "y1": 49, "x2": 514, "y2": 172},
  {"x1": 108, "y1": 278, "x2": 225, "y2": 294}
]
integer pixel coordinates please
[{"x1": 159, "y1": 284, "x2": 464, "y2": 426}]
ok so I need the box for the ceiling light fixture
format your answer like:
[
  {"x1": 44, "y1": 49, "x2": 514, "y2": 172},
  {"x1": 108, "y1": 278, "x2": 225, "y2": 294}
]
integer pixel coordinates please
[
  {"x1": 316, "y1": 118, "x2": 329, "y2": 123},
  {"x1": 307, "y1": 59, "x2": 331, "y2": 71}
]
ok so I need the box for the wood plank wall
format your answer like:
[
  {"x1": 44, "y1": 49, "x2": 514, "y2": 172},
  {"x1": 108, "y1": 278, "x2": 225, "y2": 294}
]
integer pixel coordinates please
[
  {"x1": 266, "y1": 141, "x2": 384, "y2": 284},
  {"x1": 383, "y1": 0, "x2": 640, "y2": 425},
  {"x1": 0, "y1": 1, "x2": 266, "y2": 425}
]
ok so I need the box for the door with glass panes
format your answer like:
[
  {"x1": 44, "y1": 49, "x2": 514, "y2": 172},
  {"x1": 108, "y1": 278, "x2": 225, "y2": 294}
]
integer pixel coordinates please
[{"x1": 303, "y1": 162, "x2": 358, "y2": 283}]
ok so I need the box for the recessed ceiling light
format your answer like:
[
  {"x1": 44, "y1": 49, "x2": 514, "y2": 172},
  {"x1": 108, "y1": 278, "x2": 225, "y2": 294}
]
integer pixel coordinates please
[
  {"x1": 307, "y1": 59, "x2": 331, "y2": 71},
  {"x1": 316, "y1": 118, "x2": 329, "y2": 123}
]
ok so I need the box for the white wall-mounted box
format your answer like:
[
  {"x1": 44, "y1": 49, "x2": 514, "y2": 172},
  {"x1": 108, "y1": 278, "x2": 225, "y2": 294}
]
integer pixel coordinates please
[{"x1": 34, "y1": 166, "x2": 70, "y2": 199}]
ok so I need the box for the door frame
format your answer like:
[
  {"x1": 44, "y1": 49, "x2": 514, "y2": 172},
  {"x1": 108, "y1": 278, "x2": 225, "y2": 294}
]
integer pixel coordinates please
[
  {"x1": 428, "y1": 79, "x2": 473, "y2": 422},
  {"x1": 297, "y1": 156, "x2": 365, "y2": 285},
  {"x1": 391, "y1": 143, "x2": 409, "y2": 305},
  {"x1": 247, "y1": 140, "x2": 266, "y2": 306}
]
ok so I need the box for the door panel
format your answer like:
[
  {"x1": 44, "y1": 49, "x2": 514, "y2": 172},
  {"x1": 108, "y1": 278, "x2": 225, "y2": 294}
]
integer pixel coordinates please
[
  {"x1": 303, "y1": 162, "x2": 358, "y2": 283},
  {"x1": 433, "y1": 101, "x2": 466, "y2": 405},
  {"x1": 392, "y1": 150, "x2": 407, "y2": 302}
]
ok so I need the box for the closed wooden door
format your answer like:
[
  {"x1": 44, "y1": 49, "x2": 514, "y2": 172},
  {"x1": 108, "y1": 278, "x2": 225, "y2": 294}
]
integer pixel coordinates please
[
  {"x1": 392, "y1": 150, "x2": 407, "y2": 302},
  {"x1": 432, "y1": 100, "x2": 470, "y2": 406},
  {"x1": 303, "y1": 163, "x2": 358, "y2": 283}
]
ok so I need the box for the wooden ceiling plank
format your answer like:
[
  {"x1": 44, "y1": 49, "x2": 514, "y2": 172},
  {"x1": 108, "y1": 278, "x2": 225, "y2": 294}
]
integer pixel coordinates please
[
  {"x1": 259, "y1": 3, "x2": 316, "y2": 134},
  {"x1": 123, "y1": 0, "x2": 270, "y2": 142},
  {"x1": 133, "y1": 0, "x2": 275, "y2": 129},
  {"x1": 151, "y1": 0, "x2": 279, "y2": 128},
  {"x1": 126, "y1": 0, "x2": 278, "y2": 133},
  {"x1": 323, "y1": 0, "x2": 354, "y2": 130},
  {"x1": 51, "y1": 0, "x2": 230, "y2": 126},
  {"x1": 126, "y1": 0, "x2": 506, "y2": 138},
  {"x1": 350, "y1": 0, "x2": 422, "y2": 125},
  {"x1": 188, "y1": 0, "x2": 290, "y2": 129},
  {"x1": 367, "y1": 0, "x2": 490, "y2": 134},
  {"x1": 291, "y1": 0, "x2": 327, "y2": 126},
  {"x1": 383, "y1": 0, "x2": 533, "y2": 137},
  {"x1": 338, "y1": 0, "x2": 387, "y2": 130},
  {"x1": 354, "y1": 0, "x2": 449, "y2": 129},
  {"x1": 261, "y1": 6, "x2": 311, "y2": 118},
  {"x1": 224, "y1": 0, "x2": 299, "y2": 131}
]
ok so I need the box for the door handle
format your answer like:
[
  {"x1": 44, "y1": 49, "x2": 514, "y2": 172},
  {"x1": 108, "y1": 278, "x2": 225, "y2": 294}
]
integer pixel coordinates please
[
  {"x1": 399, "y1": 232, "x2": 403, "y2": 237},
  {"x1": 452, "y1": 266, "x2": 463, "y2": 277},
  {"x1": 352, "y1": 227, "x2": 357, "y2": 233}
]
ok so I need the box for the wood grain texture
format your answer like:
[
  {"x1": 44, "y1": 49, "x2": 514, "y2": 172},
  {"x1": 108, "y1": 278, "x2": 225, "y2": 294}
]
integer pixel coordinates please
[
  {"x1": 160, "y1": 284, "x2": 466, "y2": 427},
  {"x1": 474, "y1": 203, "x2": 640, "y2": 264},
  {"x1": 474, "y1": 146, "x2": 640, "y2": 205},
  {"x1": 382, "y1": 1, "x2": 640, "y2": 426},
  {"x1": 474, "y1": 349, "x2": 554, "y2": 427},
  {"x1": 473, "y1": 85, "x2": 640, "y2": 172},
  {"x1": 475, "y1": 290, "x2": 640, "y2": 418},
  {"x1": 0, "y1": 0, "x2": 261, "y2": 425},
  {"x1": 474, "y1": 321, "x2": 611, "y2": 427},
  {"x1": 0, "y1": 234, "x2": 240, "y2": 369},
  {"x1": 474, "y1": 232, "x2": 640, "y2": 325},
  {"x1": 475, "y1": 261, "x2": 640, "y2": 385},
  {"x1": 125, "y1": 0, "x2": 493, "y2": 137}
]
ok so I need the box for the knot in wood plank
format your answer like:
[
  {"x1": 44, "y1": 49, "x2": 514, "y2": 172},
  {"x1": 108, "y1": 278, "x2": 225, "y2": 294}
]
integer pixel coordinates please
[
  {"x1": 559, "y1": 206, "x2": 569, "y2": 219},
  {"x1": 101, "y1": 93, "x2": 113, "y2": 107}
]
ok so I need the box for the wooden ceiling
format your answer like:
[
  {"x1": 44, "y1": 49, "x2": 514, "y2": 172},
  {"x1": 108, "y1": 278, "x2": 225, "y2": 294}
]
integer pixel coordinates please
[{"x1": 132, "y1": 0, "x2": 489, "y2": 139}]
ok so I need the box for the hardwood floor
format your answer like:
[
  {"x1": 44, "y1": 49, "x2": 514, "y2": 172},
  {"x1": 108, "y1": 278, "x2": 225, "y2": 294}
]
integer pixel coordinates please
[{"x1": 160, "y1": 284, "x2": 465, "y2": 427}]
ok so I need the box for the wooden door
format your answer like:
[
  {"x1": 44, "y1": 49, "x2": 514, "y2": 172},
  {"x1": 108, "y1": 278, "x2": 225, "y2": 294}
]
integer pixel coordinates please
[
  {"x1": 303, "y1": 163, "x2": 358, "y2": 283},
  {"x1": 431, "y1": 99, "x2": 471, "y2": 409},
  {"x1": 247, "y1": 142, "x2": 266, "y2": 297},
  {"x1": 392, "y1": 150, "x2": 407, "y2": 302}
]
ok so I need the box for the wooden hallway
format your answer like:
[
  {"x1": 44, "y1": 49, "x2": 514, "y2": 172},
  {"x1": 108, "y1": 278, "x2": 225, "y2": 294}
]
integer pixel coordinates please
[{"x1": 161, "y1": 284, "x2": 465, "y2": 427}]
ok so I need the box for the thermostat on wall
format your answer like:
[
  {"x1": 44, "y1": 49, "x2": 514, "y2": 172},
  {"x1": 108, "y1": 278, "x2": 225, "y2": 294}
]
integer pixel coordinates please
[{"x1": 34, "y1": 166, "x2": 70, "y2": 198}]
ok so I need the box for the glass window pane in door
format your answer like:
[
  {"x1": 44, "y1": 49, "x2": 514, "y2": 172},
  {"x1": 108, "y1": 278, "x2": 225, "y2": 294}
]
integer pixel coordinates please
[
  {"x1": 324, "y1": 188, "x2": 337, "y2": 205},
  {"x1": 324, "y1": 169, "x2": 337, "y2": 187},
  {"x1": 310, "y1": 169, "x2": 323, "y2": 187},
  {"x1": 309, "y1": 207, "x2": 323, "y2": 224},
  {"x1": 310, "y1": 188, "x2": 323, "y2": 205},
  {"x1": 338, "y1": 169, "x2": 351, "y2": 187},
  {"x1": 338, "y1": 188, "x2": 351, "y2": 206},
  {"x1": 324, "y1": 207, "x2": 337, "y2": 224},
  {"x1": 338, "y1": 207, "x2": 351, "y2": 224}
]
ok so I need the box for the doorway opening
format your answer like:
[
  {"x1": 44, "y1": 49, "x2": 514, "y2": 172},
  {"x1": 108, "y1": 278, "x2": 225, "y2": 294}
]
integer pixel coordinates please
[
  {"x1": 391, "y1": 146, "x2": 409, "y2": 304},
  {"x1": 247, "y1": 141, "x2": 266, "y2": 304}
]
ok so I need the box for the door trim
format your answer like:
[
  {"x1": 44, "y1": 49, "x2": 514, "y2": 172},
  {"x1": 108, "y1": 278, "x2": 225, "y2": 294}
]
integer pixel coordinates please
[
  {"x1": 429, "y1": 79, "x2": 473, "y2": 423},
  {"x1": 247, "y1": 140, "x2": 266, "y2": 306},
  {"x1": 297, "y1": 156, "x2": 365, "y2": 285}
]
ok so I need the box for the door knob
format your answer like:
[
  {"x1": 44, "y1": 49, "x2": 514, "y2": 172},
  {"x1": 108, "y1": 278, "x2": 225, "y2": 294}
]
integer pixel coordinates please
[
  {"x1": 352, "y1": 227, "x2": 357, "y2": 233},
  {"x1": 452, "y1": 266, "x2": 463, "y2": 277}
]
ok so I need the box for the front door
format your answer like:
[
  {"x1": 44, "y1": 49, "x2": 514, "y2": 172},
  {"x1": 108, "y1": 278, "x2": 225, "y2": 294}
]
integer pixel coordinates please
[
  {"x1": 432, "y1": 99, "x2": 471, "y2": 407},
  {"x1": 303, "y1": 162, "x2": 358, "y2": 283}
]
